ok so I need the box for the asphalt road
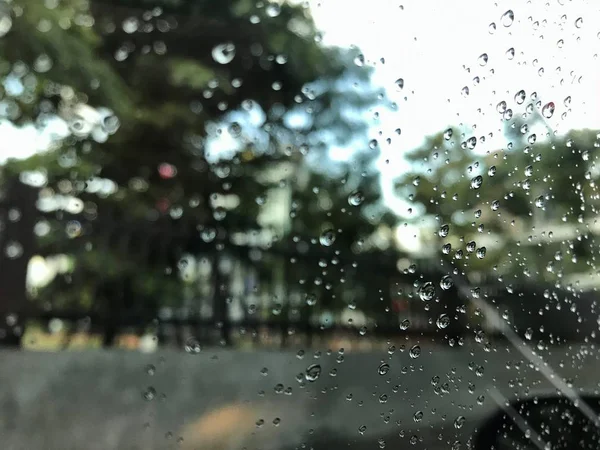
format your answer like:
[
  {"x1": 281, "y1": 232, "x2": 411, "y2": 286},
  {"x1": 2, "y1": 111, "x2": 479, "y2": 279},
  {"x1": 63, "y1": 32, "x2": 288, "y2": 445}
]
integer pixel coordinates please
[{"x1": 0, "y1": 341, "x2": 599, "y2": 450}]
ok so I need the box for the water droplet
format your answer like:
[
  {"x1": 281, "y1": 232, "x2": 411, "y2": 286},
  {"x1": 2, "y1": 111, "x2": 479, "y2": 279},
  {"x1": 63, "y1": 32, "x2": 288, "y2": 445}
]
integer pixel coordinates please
[
  {"x1": 488, "y1": 166, "x2": 496, "y2": 177},
  {"x1": 466, "y1": 136, "x2": 477, "y2": 149},
  {"x1": 528, "y1": 134, "x2": 537, "y2": 144},
  {"x1": 575, "y1": 17, "x2": 583, "y2": 28},
  {"x1": 213, "y1": 206, "x2": 227, "y2": 221},
  {"x1": 319, "y1": 229, "x2": 336, "y2": 246},
  {"x1": 34, "y1": 54, "x2": 53, "y2": 73},
  {"x1": 454, "y1": 416, "x2": 466, "y2": 429},
  {"x1": 358, "y1": 425, "x2": 367, "y2": 435},
  {"x1": 305, "y1": 364, "x2": 322, "y2": 382},
  {"x1": 488, "y1": 22, "x2": 496, "y2": 34},
  {"x1": 470, "y1": 175, "x2": 483, "y2": 189},
  {"x1": 5, "y1": 241, "x2": 22, "y2": 259},
  {"x1": 122, "y1": 16, "x2": 139, "y2": 34},
  {"x1": 476, "y1": 247, "x2": 487, "y2": 259},
  {"x1": 478, "y1": 53, "x2": 488, "y2": 66},
  {"x1": 564, "y1": 96, "x2": 571, "y2": 107},
  {"x1": 505, "y1": 47, "x2": 515, "y2": 60},
  {"x1": 418, "y1": 282, "x2": 436, "y2": 301},
  {"x1": 409, "y1": 345, "x2": 421, "y2": 359},
  {"x1": 378, "y1": 393, "x2": 388, "y2": 403},
  {"x1": 461, "y1": 86, "x2": 470, "y2": 97},
  {"x1": 514, "y1": 89, "x2": 526, "y2": 104},
  {"x1": 501, "y1": 10, "x2": 514, "y2": 27},
  {"x1": 466, "y1": 241, "x2": 476, "y2": 253},
  {"x1": 412, "y1": 176, "x2": 421, "y2": 186},
  {"x1": 184, "y1": 337, "x2": 201, "y2": 354},
  {"x1": 354, "y1": 53, "x2": 365, "y2": 66},
  {"x1": 525, "y1": 327, "x2": 533, "y2": 340},
  {"x1": 491, "y1": 200, "x2": 500, "y2": 211},
  {"x1": 442, "y1": 243, "x2": 452, "y2": 255},
  {"x1": 306, "y1": 293, "x2": 317, "y2": 306},
  {"x1": 413, "y1": 411, "x2": 424, "y2": 422},
  {"x1": 440, "y1": 275, "x2": 454, "y2": 290},
  {"x1": 400, "y1": 318, "x2": 411, "y2": 330},
  {"x1": 496, "y1": 101, "x2": 507, "y2": 113},
  {"x1": 444, "y1": 128, "x2": 453, "y2": 140},
  {"x1": 436, "y1": 314, "x2": 450, "y2": 329},
  {"x1": 395, "y1": 78, "x2": 404, "y2": 90},
  {"x1": 542, "y1": 102, "x2": 555, "y2": 118},
  {"x1": 143, "y1": 387, "x2": 157, "y2": 401},
  {"x1": 201, "y1": 227, "x2": 217, "y2": 243},
  {"x1": 378, "y1": 363, "x2": 390, "y2": 375},
  {"x1": 265, "y1": 2, "x2": 281, "y2": 17},
  {"x1": 347, "y1": 190, "x2": 365, "y2": 206},
  {"x1": 535, "y1": 196, "x2": 545, "y2": 208},
  {"x1": 212, "y1": 42, "x2": 236, "y2": 64},
  {"x1": 525, "y1": 165, "x2": 533, "y2": 176},
  {"x1": 438, "y1": 224, "x2": 450, "y2": 238}
]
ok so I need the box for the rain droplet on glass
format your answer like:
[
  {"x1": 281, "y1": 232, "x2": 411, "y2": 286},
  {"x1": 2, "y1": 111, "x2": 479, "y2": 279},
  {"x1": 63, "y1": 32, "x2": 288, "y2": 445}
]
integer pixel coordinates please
[
  {"x1": 409, "y1": 345, "x2": 421, "y2": 359},
  {"x1": 438, "y1": 224, "x2": 450, "y2": 238},
  {"x1": 436, "y1": 314, "x2": 450, "y2": 329},
  {"x1": 470, "y1": 175, "x2": 483, "y2": 189},
  {"x1": 440, "y1": 275, "x2": 454, "y2": 290},
  {"x1": 514, "y1": 89, "x2": 526, "y2": 104},
  {"x1": 542, "y1": 102, "x2": 555, "y2": 118},
  {"x1": 212, "y1": 42, "x2": 236, "y2": 64},
  {"x1": 378, "y1": 362, "x2": 390, "y2": 375},
  {"x1": 305, "y1": 364, "x2": 322, "y2": 382},
  {"x1": 418, "y1": 282, "x2": 435, "y2": 301},
  {"x1": 501, "y1": 10, "x2": 514, "y2": 27},
  {"x1": 319, "y1": 229, "x2": 336, "y2": 246}
]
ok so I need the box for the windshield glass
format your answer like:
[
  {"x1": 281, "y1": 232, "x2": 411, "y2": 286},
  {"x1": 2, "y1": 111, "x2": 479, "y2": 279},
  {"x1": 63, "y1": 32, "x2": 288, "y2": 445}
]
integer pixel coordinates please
[{"x1": 0, "y1": 1, "x2": 599, "y2": 449}]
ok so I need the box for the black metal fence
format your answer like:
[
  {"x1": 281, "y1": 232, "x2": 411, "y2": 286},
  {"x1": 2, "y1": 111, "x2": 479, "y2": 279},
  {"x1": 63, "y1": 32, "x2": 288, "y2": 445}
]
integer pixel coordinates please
[{"x1": 0, "y1": 180, "x2": 596, "y2": 350}]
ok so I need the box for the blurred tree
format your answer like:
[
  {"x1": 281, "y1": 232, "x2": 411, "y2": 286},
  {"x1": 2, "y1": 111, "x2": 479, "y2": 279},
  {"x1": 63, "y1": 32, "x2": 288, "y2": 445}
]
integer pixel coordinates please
[
  {"x1": 395, "y1": 107, "x2": 600, "y2": 287},
  {"x1": 0, "y1": 0, "x2": 393, "y2": 344}
]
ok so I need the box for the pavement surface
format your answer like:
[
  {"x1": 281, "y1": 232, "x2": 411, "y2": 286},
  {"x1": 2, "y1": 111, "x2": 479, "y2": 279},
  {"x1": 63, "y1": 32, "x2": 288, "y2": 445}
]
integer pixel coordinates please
[{"x1": 0, "y1": 340, "x2": 599, "y2": 450}]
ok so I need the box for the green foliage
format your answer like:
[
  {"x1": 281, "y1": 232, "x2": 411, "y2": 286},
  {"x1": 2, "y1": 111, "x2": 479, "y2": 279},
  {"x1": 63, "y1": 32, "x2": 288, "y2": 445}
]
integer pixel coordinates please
[
  {"x1": 395, "y1": 113, "x2": 600, "y2": 284},
  {"x1": 0, "y1": 0, "x2": 393, "y2": 319}
]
